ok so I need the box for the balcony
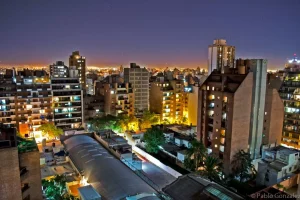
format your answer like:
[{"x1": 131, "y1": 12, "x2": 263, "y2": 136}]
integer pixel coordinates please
[
  {"x1": 20, "y1": 166, "x2": 28, "y2": 177},
  {"x1": 21, "y1": 183, "x2": 30, "y2": 193}
]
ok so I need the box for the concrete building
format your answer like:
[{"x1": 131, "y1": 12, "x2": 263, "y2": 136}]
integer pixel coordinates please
[
  {"x1": 102, "y1": 82, "x2": 135, "y2": 116},
  {"x1": 15, "y1": 69, "x2": 53, "y2": 138},
  {"x1": 208, "y1": 39, "x2": 235, "y2": 74},
  {"x1": 49, "y1": 61, "x2": 69, "y2": 78},
  {"x1": 0, "y1": 127, "x2": 42, "y2": 200},
  {"x1": 184, "y1": 85, "x2": 199, "y2": 126},
  {"x1": 0, "y1": 70, "x2": 17, "y2": 128},
  {"x1": 69, "y1": 51, "x2": 86, "y2": 89},
  {"x1": 51, "y1": 77, "x2": 84, "y2": 130},
  {"x1": 150, "y1": 79, "x2": 186, "y2": 123},
  {"x1": 197, "y1": 59, "x2": 282, "y2": 173},
  {"x1": 124, "y1": 63, "x2": 150, "y2": 113},
  {"x1": 279, "y1": 56, "x2": 300, "y2": 149},
  {"x1": 236, "y1": 59, "x2": 268, "y2": 159},
  {"x1": 256, "y1": 145, "x2": 300, "y2": 186},
  {"x1": 263, "y1": 75, "x2": 284, "y2": 146}
]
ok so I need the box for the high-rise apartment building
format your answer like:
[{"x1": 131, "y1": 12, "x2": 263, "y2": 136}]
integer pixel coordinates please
[
  {"x1": 69, "y1": 51, "x2": 86, "y2": 89},
  {"x1": 51, "y1": 77, "x2": 84, "y2": 130},
  {"x1": 15, "y1": 69, "x2": 53, "y2": 138},
  {"x1": 279, "y1": 56, "x2": 300, "y2": 149},
  {"x1": 102, "y1": 82, "x2": 135, "y2": 116},
  {"x1": 208, "y1": 39, "x2": 235, "y2": 74},
  {"x1": 197, "y1": 59, "x2": 283, "y2": 173},
  {"x1": 49, "y1": 61, "x2": 69, "y2": 78},
  {"x1": 0, "y1": 70, "x2": 17, "y2": 128},
  {"x1": 0, "y1": 127, "x2": 43, "y2": 200},
  {"x1": 124, "y1": 63, "x2": 149, "y2": 113},
  {"x1": 150, "y1": 79, "x2": 186, "y2": 123}
]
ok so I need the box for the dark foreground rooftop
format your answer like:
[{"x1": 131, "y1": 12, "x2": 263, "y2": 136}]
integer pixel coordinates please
[
  {"x1": 163, "y1": 174, "x2": 244, "y2": 200},
  {"x1": 63, "y1": 135, "x2": 157, "y2": 200}
]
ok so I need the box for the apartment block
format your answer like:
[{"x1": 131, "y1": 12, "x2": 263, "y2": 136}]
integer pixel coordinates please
[
  {"x1": 208, "y1": 39, "x2": 235, "y2": 74},
  {"x1": 124, "y1": 63, "x2": 149, "y2": 113},
  {"x1": 197, "y1": 59, "x2": 282, "y2": 173},
  {"x1": 51, "y1": 77, "x2": 84, "y2": 130},
  {"x1": 15, "y1": 69, "x2": 53, "y2": 138},
  {"x1": 279, "y1": 56, "x2": 300, "y2": 149},
  {"x1": 0, "y1": 127, "x2": 42, "y2": 200},
  {"x1": 0, "y1": 70, "x2": 17, "y2": 128},
  {"x1": 69, "y1": 51, "x2": 86, "y2": 89},
  {"x1": 102, "y1": 82, "x2": 135, "y2": 116},
  {"x1": 49, "y1": 61, "x2": 69, "y2": 78},
  {"x1": 150, "y1": 79, "x2": 186, "y2": 123}
]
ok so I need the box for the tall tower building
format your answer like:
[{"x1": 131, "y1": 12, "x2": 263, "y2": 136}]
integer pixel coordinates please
[
  {"x1": 208, "y1": 39, "x2": 235, "y2": 74},
  {"x1": 69, "y1": 51, "x2": 86, "y2": 89},
  {"x1": 124, "y1": 63, "x2": 150, "y2": 113},
  {"x1": 279, "y1": 55, "x2": 300, "y2": 149},
  {"x1": 197, "y1": 59, "x2": 282, "y2": 173}
]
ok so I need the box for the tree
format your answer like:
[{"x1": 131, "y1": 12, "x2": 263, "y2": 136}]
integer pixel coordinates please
[
  {"x1": 184, "y1": 140, "x2": 207, "y2": 171},
  {"x1": 198, "y1": 155, "x2": 222, "y2": 182},
  {"x1": 231, "y1": 150, "x2": 256, "y2": 182},
  {"x1": 42, "y1": 175, "x2": 79, "y2": 200},
  {"x1": 143, "y1": 126, "x2": 165, "y2": 154},
  {"x1": 38, "y1": 123, "x2": 63, "y2": 139},
  {"x1": 139, "y1": 110, "x2": 159, "y2": 130}
]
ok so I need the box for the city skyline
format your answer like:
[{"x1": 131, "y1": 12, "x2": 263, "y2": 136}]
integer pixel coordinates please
[{"x1": 1, "y1": 0, "x2": 300, "y2": 69}]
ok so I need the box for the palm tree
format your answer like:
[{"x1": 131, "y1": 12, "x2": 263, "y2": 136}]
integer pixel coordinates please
[
  {"x1": 198, "y1": 155, "x2": 222, "y2": 182},
  {"x1": 184, "y1": 140, "x2": 207, "y2": 171},
  {"x1": 231, "y1": 150, "x2": 256, "y2": 182}
]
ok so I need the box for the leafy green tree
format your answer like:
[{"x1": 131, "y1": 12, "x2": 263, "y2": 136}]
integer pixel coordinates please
[
  {"x1": 42, "y1": 175, "x2": 79, "y2": 200},
  {"x1": 198, "y1": 155, "x2": 222, "y2": 182},
  {"x1": 231, "y1": 150, "x2": 256, "y2": 182},
  {"x1": 143, "y1": 126, "x2": 165, "y2": 154},
  {"x1": 38, "y1": 123, "x2": 63, "y2": 139},
  {"x1": 139, "y1": 110, "x2": 159, "y2": 130},
  {"x1": 184, "y1": 140, "x2": 207, "y2": 171}
]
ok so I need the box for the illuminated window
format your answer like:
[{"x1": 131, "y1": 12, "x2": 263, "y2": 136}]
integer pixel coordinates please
[
  {"x1": 215, "y1": 144, "x2": 218, "y2": 148},
  {"x1": 207, "y1": 86, "x2": 210, "y2": 90},
  {"x1": 265, "y1": 112, "x2": 267, "y2": 115},
  {"x1": 223, "y1": 96, "x2": 228, "y2": 103},
  {"x1": 40, "y1": 109, "x2": 45, "y2": 114},
  {"x1": 212, "y1": 87, "x2": 214, "y2": 91},
  {"x1": 65, "y1": 85, "x2": 70, "y2": 89},
  {"x1": 216, "y1": 129, "x2": 218, "y2": 132},
  {"x1": 111, "y1": 91, "x2": 114, "y2": 94},
  {"x1": 26, "y1": 105, "x2": 32, "y2": 110}
]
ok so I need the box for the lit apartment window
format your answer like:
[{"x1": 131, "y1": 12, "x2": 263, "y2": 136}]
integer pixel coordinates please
[
  {"x1": 223, "y1": 96, "x2": 228, "y2": 103},
  {"x1": 207, "y1": 86, "x2": 209, "y2": 90},
  {"x1": 26, "y1": 105, "x2": 32, "y2": 110},
  {"x1": 111, "y1": 91, "x2": 114, "y2": 94},
  {"x1": 40, "y1": 109, "x2": 45, "y2": 114},
  {"x1": 265, "y1": 112, "x2": 267, "y2": 115},
  {"x1": 215, "y1": 144, "x2": 218, "y2": 148},
  {"x1": 65, "y1": 85, "x2": 70, "y2": 89},
  {"x1": 216, "y1": 129, "x2": 218, "y2": 132},
  {"x1": 212, "y1": 87, "x2": 214, "y2": 91}
]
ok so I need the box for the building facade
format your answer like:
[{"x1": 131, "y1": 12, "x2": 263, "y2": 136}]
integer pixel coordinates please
[
  {"x1": 51, "y1": 77, "x2": 84, "y2": 130},
  {"x1": 150, "y1": 79, "x2": 186, "y2": 124},
  {"x1": 124, "y1": 63, "x2": 149, "y2": 113},
  {"x1": 279, "y1": 56, "x2": 300, "y2": 149},
  {"x1": 0, "y1": 70, "x2": 17, "y2": 128},
  {"x1": 197, "y1": 59, "x2": 283, "y2": 173},
  {"x1": 69, "y1": 51, "x2": 86, "y2": 89},
  {"x1": 208, "y1": 39, "x2": 235, "y2": 74},
  {"x1": 15, "y1": 70, "x2": 53, "y2": 138},
  {"x1": 102, "y1": 82, "x2": 135, "y2": 116},
  {"x1": 49, "y1": 61, "x2": 69, "y2": 78}
]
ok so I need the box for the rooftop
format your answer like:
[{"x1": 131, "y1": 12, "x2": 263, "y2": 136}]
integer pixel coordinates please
[
  {"x1": 78, "y1": 185, "x2": 101, "y2": 200},
  {"x1": 63, "y1": 135, "x2": 156, "y2": 200},
  {"x1": 163, "y1": 174, "x2": 244, "y2": 200}
]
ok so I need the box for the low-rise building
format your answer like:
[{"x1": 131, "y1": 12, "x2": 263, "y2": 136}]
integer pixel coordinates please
[{"x1": 256, "y1": 145, "x2": 300, "y2": 186}]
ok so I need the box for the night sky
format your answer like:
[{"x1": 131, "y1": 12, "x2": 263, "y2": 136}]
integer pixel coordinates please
[{"x1": 1, "y1": 0, "x2": 300, "y2": 69}]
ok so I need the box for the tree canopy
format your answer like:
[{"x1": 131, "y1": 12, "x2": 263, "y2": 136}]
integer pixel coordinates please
[
  {"x1": 231, "y1": 150, "x2": 256, "y2": 182},
  {"x1": 42, "y1": 175, "x2": 78, "y2": 200},
  {"x1": 38, "y1": 123, "x2": 63, "y2": 139},
  {"x1": 198, "y1": 155, "x2": 223, "y2": 182},
  {"x1": 143, "y1": 126, "x2": 165, "y2": 154},
  {"x1": 184, "y1": 140, "x2": 207, "y2": 171}
]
